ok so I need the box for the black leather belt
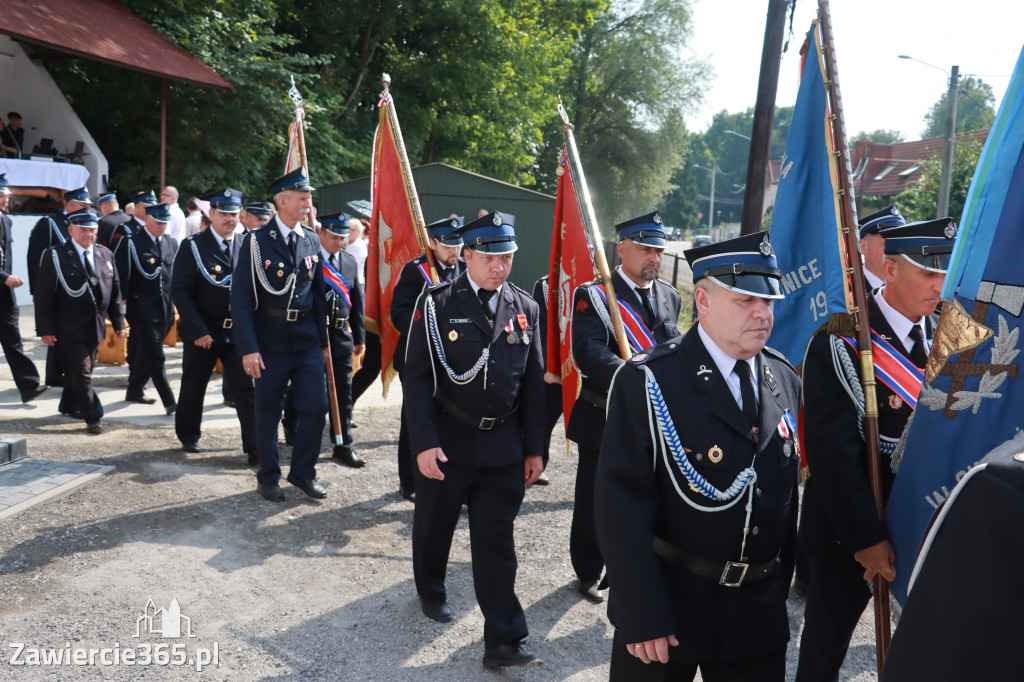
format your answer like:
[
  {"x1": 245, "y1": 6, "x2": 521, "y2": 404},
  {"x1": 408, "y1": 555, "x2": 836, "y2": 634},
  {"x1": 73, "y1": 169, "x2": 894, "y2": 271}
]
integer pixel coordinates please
[
  {"x1": 579, "y1": 386, "x2": 607, "y2": 410},
  {"x1": 220, "y1": 317, "x2": 233, "y2": 329},
  {"x1": 652, "y1": 536, "x2": 780, "y2": 587},
  {"x1": 435, "y1": 391, "x2": 518, "y2": 431},
  {"x1": 261, "y1": 307, "x2": 311, "y2": 322},
  {"x1": 333, "y1": 317, "x2": 349, "y2": 330}
]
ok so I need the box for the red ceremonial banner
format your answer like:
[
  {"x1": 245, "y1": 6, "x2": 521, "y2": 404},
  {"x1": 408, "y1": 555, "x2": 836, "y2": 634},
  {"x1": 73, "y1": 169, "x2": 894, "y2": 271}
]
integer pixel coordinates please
[
  {"x1": 547, "y1": 150, "x2": 597, "y2": 423},
  {"x1": 366, "y1": 94, "x2": 422, "y2": 396}
]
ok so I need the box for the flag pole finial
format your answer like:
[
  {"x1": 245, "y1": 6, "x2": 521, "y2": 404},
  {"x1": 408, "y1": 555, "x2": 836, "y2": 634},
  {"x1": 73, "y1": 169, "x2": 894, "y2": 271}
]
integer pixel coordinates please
[
  {"x1": 557, "y1": 96, "x2": 572, "y2": 132},
  {"x1": 382, "y1": 73, "x2": 392, "y2": 90}
]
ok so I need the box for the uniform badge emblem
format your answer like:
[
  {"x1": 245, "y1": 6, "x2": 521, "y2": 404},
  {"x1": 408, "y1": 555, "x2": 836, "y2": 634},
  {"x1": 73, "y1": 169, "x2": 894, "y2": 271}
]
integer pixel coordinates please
[
  {"x1": 576, "y1": 299, "x2": 588, "y2": 312},
  {"x1": 148, "y1": 257, "x2": 156, "y2": 264},
  {"x1": 214, "y1": 265, "x2": 222, "y2": 272},
  {"x1": 312, "y1": 254, "x2": 318, "y2": 262},
  {"x1": 492, "y1": 214, "x2": 502, "y2": 226},
  {"x1": 708, "y1": 445, "x2": 724, "y2": 463},
  {"x1": 308, "y1": 269, "x2": 313, "y2": 277},
  {"x1": 522, "y1": 334, "x2": 530, "y2": 345},
  {"x1": 414, "y1": 309, "x2": 422, "y2": 322},
  {"x1": 448, "y1": 330, "x2": 458, "y2": 341},
  {"x1": 631, "y1": 352, "x2": 649, "y2": 363},
  {"x1": 653, "y1": 212, "x2": 662, "y2": 224},
  {"x1": 270, "y1": 230, "x2": 278, "y2": 240},
  {"x1": 223, "y1": 189, "x2": 231, "y2": 197},
  {"x1": 889, "y1": 395, "x2": 903, "y2": 409},
  {"x1": 763, "y1": 364, "x2": 777, "y2": 392},
  {"x1": 277, "y1": 269, "x2": 284, "y2": 277},
  {"x1": 759, "y1": 234, "x2": 774, "y2": 257},
  {"x1": 944, "y1": 222, "x2": 957, "y2": 239},
  {"x1": 697, "y1": 364, "x2": 712, "y2": 380},
  {"x1": 507, "y1": 333, "x2": 517, "y2": 344}
]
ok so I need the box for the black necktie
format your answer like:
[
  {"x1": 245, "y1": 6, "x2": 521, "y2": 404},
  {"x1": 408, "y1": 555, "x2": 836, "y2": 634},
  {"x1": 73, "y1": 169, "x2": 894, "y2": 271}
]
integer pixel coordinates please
[
  {"x1": 222, "y1": 238, "x2": 231, "y2": 258},
  {"x1": 288, "y1": 232, "x2": 297, "y2": 260},
  {"x1": 734, "y1": 360, "x2": 759, "y2": 434},
  {"x1": 478, "y1": 288, "x2": 496, "y2": 321},
  {"x1": 637, "y1": 286, "x2": 655, "y2": 321},
  {"x1": 441, "y1": 266, "x2": 451, "y2": 282},
  {"x1": 329, "y1": 255, "x2": 337, "y2": 271},
  {"x1": 83, "y1": 251, "x2": 97, "y2": 279},
  {"x1": 909, "y1": 325, "x2": 929, "y2": 368}
]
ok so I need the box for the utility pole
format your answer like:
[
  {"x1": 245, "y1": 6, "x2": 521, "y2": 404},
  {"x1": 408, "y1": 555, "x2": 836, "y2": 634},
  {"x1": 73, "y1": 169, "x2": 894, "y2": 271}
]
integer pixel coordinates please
[
  {"x1": 709, "y1": 163, "x2": 716, "y2": 233},
  {"x1": 741, "y1": 0, "x2": 788, "y2": 235},
  {"x1": 937, "y1": 65, "x2": 960, "y2": 219}
]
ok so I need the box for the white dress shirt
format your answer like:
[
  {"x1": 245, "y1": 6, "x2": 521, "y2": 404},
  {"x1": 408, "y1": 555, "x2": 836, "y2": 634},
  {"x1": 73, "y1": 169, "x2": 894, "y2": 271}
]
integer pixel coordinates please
[{"x1": 697, "y1": 323, "x2": 758, "y2": 412}]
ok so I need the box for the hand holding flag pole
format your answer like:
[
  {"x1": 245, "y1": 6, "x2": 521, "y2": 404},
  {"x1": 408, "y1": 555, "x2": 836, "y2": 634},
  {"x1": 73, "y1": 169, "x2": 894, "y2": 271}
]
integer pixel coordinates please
[
  {"x1": 818, "y1": 0, "x2": 891, "y2": 668},
  {"x1": 557, "y1": 100, "x2": 631, "y2": 362}
]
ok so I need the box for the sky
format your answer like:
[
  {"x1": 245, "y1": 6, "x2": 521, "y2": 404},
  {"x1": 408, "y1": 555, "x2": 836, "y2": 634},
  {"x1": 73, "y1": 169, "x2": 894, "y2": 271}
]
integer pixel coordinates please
[{"x1": 686, "y1": 0, "x2": 1023, "y2": 141}]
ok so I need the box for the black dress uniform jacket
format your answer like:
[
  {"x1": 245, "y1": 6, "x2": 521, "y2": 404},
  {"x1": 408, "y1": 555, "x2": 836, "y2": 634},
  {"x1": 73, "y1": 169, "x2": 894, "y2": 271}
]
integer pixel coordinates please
[
  {"x1": 404, "y1": 272, "x2": 545, "y2": 466},
  {"x1": 882, "y1": 439, "x2": 1024, "y2": 682},
  {"x1": 35, "y1": 243, "x2": 124, "y2": 343},
  {"x1": 595, "y1": 326, "x2": 802, "y2": 661},
  {"x1": 115, "y1": 227, "x2": 177, "y2": 331},
  {"x1": 566, "y1": 271, "x2": 681, "y2": 448},
  {"x1": 231, "y1": 216, "x2": 328, "y2": 357},
  {"x1": 800, "y1": 295, "x2": 933, "y2": 553},
  {"x1": 325, "y1": 248, "x2": 365, "y2": 355},
  {"x1": 97, "y1": 210, "x2": 132, "y2": 250},
  {"x1": 171, "y1": 228, "x2": 240, "y2": 345},
  {"x1": 391, "y1": 253, "x2": 464, "y2": 374},
  {"x1": 26, "y1": 212, "x2": 70, "y2": 294}
]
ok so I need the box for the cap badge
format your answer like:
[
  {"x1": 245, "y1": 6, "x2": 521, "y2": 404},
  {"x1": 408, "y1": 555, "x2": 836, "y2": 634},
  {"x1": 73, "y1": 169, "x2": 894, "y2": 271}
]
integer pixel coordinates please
[
  {"x1": 708, "y1": 445, "x2": 724, "y2": 463},
  {"x1": 759, "y1": 235, "x2": 774, "y2": 257},
  {"x1": 450, "y1": 219, "x2": 458, "y2": 228},
  {"x1": 492, "y1": 214, "x2": 502, "y2": 226},
  {"x1": 223, "y1": 189, "x2": 231, "y2": 197},
  {"x1": 653, "y1": 213, "x2": 662, "y2": 224},
  {"x1": 944, "y1": 222, "x2": 957, "y2": 239}
]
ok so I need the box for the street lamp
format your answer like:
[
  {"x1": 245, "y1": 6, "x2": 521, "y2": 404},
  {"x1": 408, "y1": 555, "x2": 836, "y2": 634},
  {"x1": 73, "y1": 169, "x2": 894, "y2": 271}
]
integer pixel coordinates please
[
  {"x1": 899, "y1": 55, "x2": 959, "y2": 219},
  {"x1": 724, "y1": 130, "x2": 752, "y2": 141},
  {"x1": 694, "y1": 163, "x2": 719, "y2": 231}
]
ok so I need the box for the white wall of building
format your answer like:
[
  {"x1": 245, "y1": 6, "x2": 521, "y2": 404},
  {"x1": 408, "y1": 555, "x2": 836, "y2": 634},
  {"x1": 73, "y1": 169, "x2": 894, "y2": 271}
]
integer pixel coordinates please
[{"x1": 0, "y1": 36, "x2": 109, "y2": 194}]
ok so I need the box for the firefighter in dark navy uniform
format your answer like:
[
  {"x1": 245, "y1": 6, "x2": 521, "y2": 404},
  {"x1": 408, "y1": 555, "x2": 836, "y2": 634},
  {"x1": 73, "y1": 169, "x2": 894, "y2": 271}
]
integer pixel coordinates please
[
  {"x1": 281, "y1": 212, "x2": 366, "y2": 467},
  {"x1": 796, "y1": 218, "x2": 953, "y2": 682},
  {"x1": 34, "y1": 208, "x2": 126, "y2": 433},
  {"x1": 27, "y1": 186, "x2": 93, "y2": 388},
  {"x1": 115, "y1": 201, "x2": 178, "y2": 412},
  {"x1": 568, "y1": 210, "x2": 681, "y2": 602},
  {"x1": 596, "y1": 231, "x2": 802, "y2": 681},
  {"x1": 171, "y1": 187, "x2": 256, "y2": 462},
  {"x1": 403, "y1": 210, "x2": 545, "y2": 669},
  {"x1": 390, "y1": 215, "x2": 465, "y2": 500},
  {"x1": 230, "y1": 169, "x2": 329, "y2": 502}
]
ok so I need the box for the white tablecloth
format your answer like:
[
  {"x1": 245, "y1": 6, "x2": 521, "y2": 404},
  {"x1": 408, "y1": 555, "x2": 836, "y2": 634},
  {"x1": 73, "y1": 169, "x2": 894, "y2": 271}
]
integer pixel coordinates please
[{"x1": 0, "y1": 158, "x2": 90, "y2": 190}]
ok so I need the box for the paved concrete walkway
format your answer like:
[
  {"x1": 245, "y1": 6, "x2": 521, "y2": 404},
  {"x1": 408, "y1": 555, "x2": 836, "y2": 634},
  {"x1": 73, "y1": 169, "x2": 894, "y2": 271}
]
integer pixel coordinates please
[{"x1": 0, "y1": 458, "x2": 114, "y2": 519}]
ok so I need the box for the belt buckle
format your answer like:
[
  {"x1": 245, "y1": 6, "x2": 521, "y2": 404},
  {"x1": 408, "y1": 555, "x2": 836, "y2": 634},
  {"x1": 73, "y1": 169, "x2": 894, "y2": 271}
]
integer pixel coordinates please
[
  {"x1": 286, "y1": 309, "x2": 298, "y2": 322},
  {"x1": 335, "y1": 318, "x2": 348, "y2": 330},
  {"x1": 478, "y1": 416, "x2": 496, "y2": 431},
  {"x1": 222, "y1": 318, "x2": 233, "y2": 329},
  {"x1": 719, "y1": 561, "x2": 749, "y2": 587}
]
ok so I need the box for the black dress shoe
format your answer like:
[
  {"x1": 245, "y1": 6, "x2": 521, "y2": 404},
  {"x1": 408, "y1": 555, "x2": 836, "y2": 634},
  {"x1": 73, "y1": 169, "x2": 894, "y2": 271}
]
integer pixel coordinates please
[
  {"x1": 223, "y1": 398, "x2": 235, "y2": 408},
  {"x1": 165, "y1": 403, "x2": 177, "y2": 415},
  {"x1": 59, "y1": 408, "x2": 83, "y2": 419},
  {"x1": 483, "y1": 643, "x2": 543, "y2": 669},
  {"x1": 577, "y1": 579, "x2": 606, "y2": 603},
  {"x1": 21, "y1": 385, "x2": 50, "y2": 403},
  {"x1": 350, "y1": 420, "x2": 358, "y2": 428},
  {"x1": 400, "y1": 486, "x2": 416, "y2": 502},
  {"x1": 86, "y1": 422, "x2": 104, "y2": 435},
  {"x1": 420, "y1": 598, "x2": 452, "y2": 623},
  {"x1": 282, "y1": 426, "x2": 295, "y2": 446},
  {"x1": 257, "y1": 482, "x2": 285, "y2": 502},
  {"x1": 332, "y1": 446, "x2": 366, "y2": 468},
  {"x1": 286, "y1": 474, "x2": 327, "y2": 499},
  {"x1": 533, "y1": 471, "x2": 550, "y2": 486},
  {"x1": 181, "y1": 442, "x2": 201, "y2": 453},
  {"x1": 246, "y1": 451, "x2": 260, "y2": 467},
  {"x1": 125, "y1": 393, "x2": 156, "y2": 404}
]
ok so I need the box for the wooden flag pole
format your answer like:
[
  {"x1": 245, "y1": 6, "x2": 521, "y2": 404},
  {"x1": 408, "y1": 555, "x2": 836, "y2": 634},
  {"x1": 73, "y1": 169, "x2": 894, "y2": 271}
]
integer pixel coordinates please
[
  {"x1": 288, "y1": 77, "x2": 345, "y2": 451},
  {"x1": 557, "y1": 101, "x2": 631, "y2": 362},
  {"x1": 818, "y1": 2, "x2": 891, "y2": 669}
]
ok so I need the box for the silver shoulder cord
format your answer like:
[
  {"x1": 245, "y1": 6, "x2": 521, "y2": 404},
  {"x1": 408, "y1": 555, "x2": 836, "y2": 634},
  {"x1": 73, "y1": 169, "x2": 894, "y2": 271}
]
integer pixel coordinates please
[
  {"x1": 641, "y1": 364, "x2": 759, "y2": 561},
  {"x1": 251, "y1": 236, "x2": 296, "y2": 310},
  {"x1": 51, "y1": 250, "x2": 97, "y2": 308},
  {"x1": 48, "y1": 217, "x2": 66, "y2": 246},
  {"x1": 425, "y1": 293, "x2": 489, "y2": 385},
  {"x1": 127, "y1": 240, "x2": 162, "y2": 281},
  {"x1": 189, "y1": 239, "x2": 231, "y2": 289}
]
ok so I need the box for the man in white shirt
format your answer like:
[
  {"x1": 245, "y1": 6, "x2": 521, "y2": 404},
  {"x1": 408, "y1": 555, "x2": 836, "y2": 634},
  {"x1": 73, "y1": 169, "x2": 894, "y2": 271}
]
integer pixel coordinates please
[{"x1": 160, "y1": 186, "x2": 187, "y2": 244}]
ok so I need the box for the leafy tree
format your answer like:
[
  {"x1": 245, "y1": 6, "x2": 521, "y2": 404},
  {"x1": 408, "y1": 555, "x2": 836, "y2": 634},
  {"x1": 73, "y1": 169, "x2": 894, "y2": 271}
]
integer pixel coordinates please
[
  {"x1": 893, "y1": 136, "x2": 985, "y2": 222},
  {"x1": 922, "y1": 76, "x2": 996, "y2": 138},
  {"x1": 853, "y1": 129, "x2": 906, "y2": 144},
  {"x1": 537, "y1": 0, "x2": 708, "y2": 233}
]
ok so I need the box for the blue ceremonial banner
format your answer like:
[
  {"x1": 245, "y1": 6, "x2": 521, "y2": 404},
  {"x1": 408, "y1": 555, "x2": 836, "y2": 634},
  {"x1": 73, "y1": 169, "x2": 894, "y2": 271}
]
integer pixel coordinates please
[
  {"x1": 885, "y1": 43, "x2": 1024, "y2": 605},
  {"x1": 768, "y1": 21, "x2": 851, "y2": 367}
]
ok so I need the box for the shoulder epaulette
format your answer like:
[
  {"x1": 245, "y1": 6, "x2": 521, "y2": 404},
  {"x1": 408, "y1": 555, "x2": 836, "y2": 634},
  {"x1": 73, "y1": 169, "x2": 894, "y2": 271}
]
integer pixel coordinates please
[
  {"x1": 629, "y1": 337, "x2": 682, "y2": 365},
  {"x1": 507, "y1": 281, "x2": 532, "y2": 298},
  {"x1": 762, "y1": 345, "x2": 798, "y2": 373}
]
